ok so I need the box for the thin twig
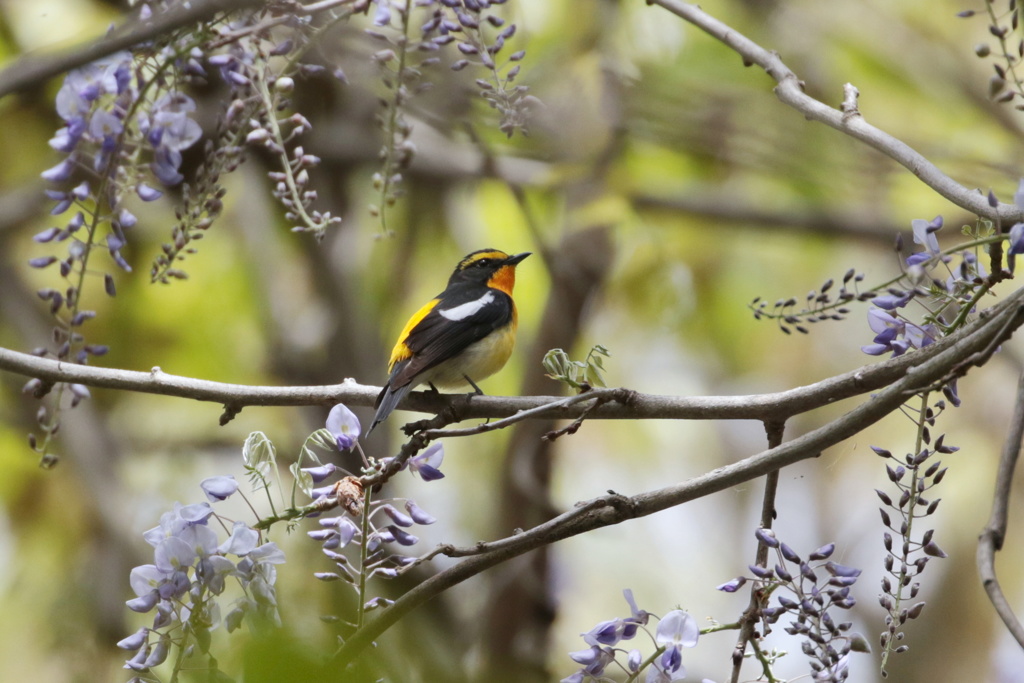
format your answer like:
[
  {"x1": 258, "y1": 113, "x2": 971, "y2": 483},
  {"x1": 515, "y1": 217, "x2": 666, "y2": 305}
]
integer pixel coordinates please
[
  {"x1": 420, "y1": 388, "x2": 633, "y2": 439},
  {"x1": 977, "y1": 370, "x2": 1024, "y2": 648},
  {"x1": 646, "y1": 0, "x2": 1024, "y2": 226}
]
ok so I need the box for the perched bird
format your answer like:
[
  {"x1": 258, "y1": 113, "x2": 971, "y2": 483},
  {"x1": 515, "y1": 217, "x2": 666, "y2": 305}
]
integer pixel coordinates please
[{"x1": 368, "y1": 248, "x2": 531, "y2": 435}]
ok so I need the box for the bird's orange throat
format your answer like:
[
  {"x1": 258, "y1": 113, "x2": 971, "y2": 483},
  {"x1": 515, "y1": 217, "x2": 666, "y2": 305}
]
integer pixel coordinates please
[{"x1": 488, "y1": 265, "x2": 517, "y2": 297}]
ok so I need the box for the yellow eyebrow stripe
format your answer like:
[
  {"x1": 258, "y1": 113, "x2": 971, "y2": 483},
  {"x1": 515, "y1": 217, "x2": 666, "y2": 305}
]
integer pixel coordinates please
[
  {"x1": 388, "y1": 298, "x2": 440, "y2": 370},
  {"x1": 457, "y1": 249, "x2": 509, "y2": 270}
]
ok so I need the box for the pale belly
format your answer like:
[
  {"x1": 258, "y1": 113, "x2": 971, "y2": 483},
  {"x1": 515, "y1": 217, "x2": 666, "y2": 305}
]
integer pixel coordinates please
[{"x1": 417, "y1": 325, "x2": 517, "y2": 390}]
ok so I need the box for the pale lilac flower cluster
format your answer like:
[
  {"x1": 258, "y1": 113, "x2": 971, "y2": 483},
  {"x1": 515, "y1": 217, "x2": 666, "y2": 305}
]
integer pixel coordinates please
[
  {"x1": 117, "y1": 479, "x2": 284, "y2": 677},
  {"x1": 304, "y1": 404, "x2": 442, "y2": 616},
  {"x1": 718, "y1": 531, "x2": 868, "y2": 682},
  {"x1": 307, "y1": 495, "x2": 437, "y2": 596},
  {"x1": 561, "y1": 590, "x2": 699, "y2": 683},
  {"x1": 430, "y1": 0, "x2": 531, "y2": 137},
  {"x1": 32, "y1": 50, "x2": 205, "y2": 362},
  {"x1": 364, "y1": 0, "x2": 532, "y2": 230},
  {"x1": 872, "y1": 435, "x2": 953, "y2": 662},
  {"x1": 41, "y1": 50, "x2": 202, "y2": 212},
  {"x1": 34, "y1": 52, "x2": 138, "y2": 290},
  {"x1": 860, "y1": 307, "x2": 938, "y2": 358},
  {"x1": 201, "y1": 16, "x2": 339, "y2": 238},
  {"x1": 859, "y1": 213, "x2": 988, "y2": 406}
]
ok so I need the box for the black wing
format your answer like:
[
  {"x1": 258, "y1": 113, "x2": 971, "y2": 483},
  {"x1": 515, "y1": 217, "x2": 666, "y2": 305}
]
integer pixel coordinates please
[{"x1": 390, "y1": 284, "x2": 513, "y2": 388}]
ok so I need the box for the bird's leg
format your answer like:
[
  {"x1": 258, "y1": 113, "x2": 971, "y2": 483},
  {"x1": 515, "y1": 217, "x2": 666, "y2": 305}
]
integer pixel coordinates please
[
  {"x1": 463, "y1": 375, "x2": 484, "y2": 396},
  {"x1": 426, "y1": 382, "x2": 441, "y2": 396},
  {"x1": 462, "y1": 375, "x2": 492, "y2": 424}
]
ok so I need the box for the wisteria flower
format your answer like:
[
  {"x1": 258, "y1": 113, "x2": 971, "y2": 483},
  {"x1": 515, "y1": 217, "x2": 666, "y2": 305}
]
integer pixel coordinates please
[
  {"x1": 646, "y1": 660, "x2": 687, "y2": 683},
  {"x1": 200, "y1": 475, "x2": 239, "y2": 502},
  {"x1": 327, "y1": 403, "x2": 361, "y2": 451},
  {"x1": 861, "y1": 308, "x2": 907, "y2": 357},
  {"x1": 1010, "y1": 177, "x2": 1024, "y2": 271},
  {"x1": 302, "y1": 462, "x2": 338, "y2": 483},
  {"x1": 143, "y1": 502, "x2": 214, "y2": 546},
  {"x1": 911, "y1": 215, "x2": 942, "y2": 256},
  {"x1": 568, "y1": 645, "x2": 615, "y2": 677},
  {"x1": 144, "y1": 92, "x2": 202, "y2": 151},
  {"x1": 408, "y1": 442, "x2": 445, "y2": 481},
  {"x1": 219, "y1": 521, "x2": 259, "y2": 555},
  {"x1": 813, "y1": 654, "x2": 850, "y2": 681},
  {"x1": 582, "y1": 590, "x2": 649, "y2": 647},
  {"x1": 653, "y1": 610, "x2": 699, "y2": 679},
  {"x1": 623, "y1": 588, "x2": 651, "y2": 628},
  {"x1": 1008, "y1": 221, "x2": 1024, "y2": 272},
  {"x1": 55, "y1": 51, "x2": 132, "y2": 123}
]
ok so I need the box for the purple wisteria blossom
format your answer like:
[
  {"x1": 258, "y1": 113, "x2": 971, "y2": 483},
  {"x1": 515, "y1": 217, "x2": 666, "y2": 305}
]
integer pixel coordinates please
[
  {"x1": 562, "y1": 590, "x2": 691, "y2": 683},
  {"x1": 118, "y1": 485, "x2": 283, "y2": 678},
  {"x1": 408, "y1": 442, "x2": 445, "y2": 481},
  {"x1": 649, "y1": 610, "x2": 699, "y2": 682},
  {"x1": 719, "y1": 533, "x2": 869, "y2": 681},
  {"x1": 141, "y1": 92, "x2": 203, "y2": 185},
  {"x1": 302, "y1": 462, "x2": 339, "y2": 483},
  {"x1": 860, "y1": 308, "x2": 937, "y2": 358},
  {"x1": 38, "y1": 51, "x2": 204, "y2": 288},
  {"x1": 909, "y1": 215, "x2": 943, "y2": 261},
  {"x1": 303, "y1": 404, "x2": 441, "y2": 617},
  {"x1": 1007, "y1": 179, "x2": 1024, "y2": 272},
  {"x1": 327, "y1": 403, "x2": 361, "y2": 451},
  {"x1": 200, "y1": 475, "x2": 239, "y2": 502},
  {"x1": 52, "y1": 51, "x2": 133, "y2": 153}
]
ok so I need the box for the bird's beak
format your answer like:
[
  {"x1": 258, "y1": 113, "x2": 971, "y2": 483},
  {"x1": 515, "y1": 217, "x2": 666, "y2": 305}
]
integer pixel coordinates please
[{"x1": 505, "y1": 252, "x2": 531, "y2": 266}]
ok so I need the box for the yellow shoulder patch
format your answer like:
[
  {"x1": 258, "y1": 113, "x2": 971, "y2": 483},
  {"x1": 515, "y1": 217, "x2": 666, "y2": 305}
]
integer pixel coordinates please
[{"x1": 388, "y1": 298, "x2": 440, "y2": 370}]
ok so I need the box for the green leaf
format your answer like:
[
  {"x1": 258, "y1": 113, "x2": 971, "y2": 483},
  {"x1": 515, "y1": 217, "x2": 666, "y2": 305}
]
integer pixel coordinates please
[
  {"x1": 242, "y1": 431, "x2": 276, "y2": 490},
  {"x1": 290, "y1": 461, "x2": 314, "y2": 497},
  {"x1": 298, "y1": 428, "x2": 336, "y2": 468},
  {"x1": 543, "y1": 344, "x2": 611, "y2": 392}
]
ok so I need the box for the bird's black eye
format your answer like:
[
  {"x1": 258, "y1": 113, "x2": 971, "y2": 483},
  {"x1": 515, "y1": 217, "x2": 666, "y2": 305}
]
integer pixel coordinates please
[{"x1": 474, "y1": 259, "x2": 491, "y2": 268}]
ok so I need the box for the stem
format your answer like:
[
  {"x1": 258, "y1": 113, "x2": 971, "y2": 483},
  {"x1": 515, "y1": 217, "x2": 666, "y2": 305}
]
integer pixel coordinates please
[
  {"x1": 252, "y1": 72, "x2": 325, "y2": 236},
  {"x1": 253, "y1": 502, "x2": 320, "y2": 530},
  {"x1": 944, "y1": 282, "x2": 993, "y2": 333},
  {"x1": 747, "y1": 636, "x2": 781, "y2": 683},
  {"x1": 754, "y1": 233, "x2": 1005, "y2": 325},
  {"x1": 375, "y1": 0, "x2": 413, "y2": 235},
  {"x1": 356, "y1": 484, "x2": 374, "y2": 630},
  {"x1": 731, "y1": 420, "x2": 784, "y2": 683}
]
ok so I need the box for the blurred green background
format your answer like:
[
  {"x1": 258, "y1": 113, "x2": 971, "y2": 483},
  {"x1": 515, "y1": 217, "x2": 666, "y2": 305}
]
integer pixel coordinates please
[{"x1": 0, "y1": 0, "x2": 1023, "y2": 681}]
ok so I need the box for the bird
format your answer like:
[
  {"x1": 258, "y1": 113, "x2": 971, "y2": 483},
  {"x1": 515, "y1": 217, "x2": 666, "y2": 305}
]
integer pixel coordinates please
[{"x1": 367, "y1": 248, "x2": 531, "y2": 435}]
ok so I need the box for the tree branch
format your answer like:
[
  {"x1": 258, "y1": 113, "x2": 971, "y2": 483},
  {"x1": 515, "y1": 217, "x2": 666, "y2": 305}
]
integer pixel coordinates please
[
  {"x1": 977, "y1": 369, "x2": 1024, "y2": 648},
  {"x1": 0, "y1": 319, "x2": 982, "y2": 428},
  {"x1": 333, "y1": 290, "x2": 1024, "y2": 666},
  {"x1": 0, "y1": 308, "x2": 997, "y2": 425},
  {"x1": 647, "y1": 0, "x2": 1024, "y2": 225}
]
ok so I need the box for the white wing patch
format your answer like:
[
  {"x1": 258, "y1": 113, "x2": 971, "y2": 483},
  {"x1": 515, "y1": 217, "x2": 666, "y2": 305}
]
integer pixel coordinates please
[{"x1": 439, "y1": 291, "x2": 495, "y2": 321}]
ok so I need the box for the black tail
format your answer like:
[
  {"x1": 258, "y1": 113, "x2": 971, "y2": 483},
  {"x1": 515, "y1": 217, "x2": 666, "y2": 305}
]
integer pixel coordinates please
[{"x1": 366, "y1": 382, "x2": 413, "y2": 436}]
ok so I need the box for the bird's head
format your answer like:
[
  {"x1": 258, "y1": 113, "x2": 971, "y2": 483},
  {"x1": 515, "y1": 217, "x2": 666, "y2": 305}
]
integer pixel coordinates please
[{"x1": 448, "y1": 249, "x2": 531, "y2": 294}]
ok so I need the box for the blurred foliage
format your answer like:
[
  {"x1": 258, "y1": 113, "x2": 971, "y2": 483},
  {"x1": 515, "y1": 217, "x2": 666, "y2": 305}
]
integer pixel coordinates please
[{"x1": 0, "y1": 0, "x2": 1023, "y2": 682}]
